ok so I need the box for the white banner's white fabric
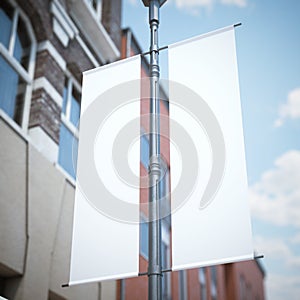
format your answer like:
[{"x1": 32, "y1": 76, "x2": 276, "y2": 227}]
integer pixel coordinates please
[
  {"x1": 169, "y1": 26, "x2": 253, "y2": 271},
  {"x1": 69, "y1": 56, "x2": 141, "y2": 285}
]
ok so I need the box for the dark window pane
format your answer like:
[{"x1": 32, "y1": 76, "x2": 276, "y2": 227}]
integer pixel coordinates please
[
  {"x1": 211, "y1": 266, "x2": 217, "y2": 300},
  {"x1": 13, "y1": 30, "x2": 22, "y2": 62},
  {"x1": 14, "y1": 17, "x2": 31, "y2": 69},
  {"x1": 179, "y1": 270, "x2": 187, "y2": 300},
  {"x1": 58, "y1": 124, "x2": 78, "y2": 179},
  {"x1": 141, "y1": 134, "x2": 149, "y2": 169},
  {"x1": 0, "y1": 4, "x2": 13, "y2": 48},
  {"x1": 14, "y1": 82, "x2": 26, "y2": 125},
  {"x1": 62, "y1": 83, "x2": 68, "y2": 114},
  {"x1": 0, "y1": 55, "x2": 19, "y2": 118},
  {"x1": 199, "y1": 268, "x2": 207, "y2": 300},
  {"x1": 70, "y1": 89, "x2": 80, "y2": 127},
  {"x1": 87, "y1": 0, "x2": 98, "y2": 10},
  {"x1": 161, "y1": 243, "x2": 167, "y2": 296},
  {"x1": 93, "y1": 0, "x2": 98, "y2": 10},
  {"x1": 140, "y1": 221, "x2": 148, "y2": 259},
  {"x1": 161, "y1": 243, "x2": 167, "y2": 268}
]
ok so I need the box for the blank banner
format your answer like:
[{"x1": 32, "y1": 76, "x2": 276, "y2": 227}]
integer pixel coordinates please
[
  {"x1": 169, "y1": 26, "x2": 253, "y2": 271},
  {"x1": 69, "y1": 56, "x2": 141, "y2": 285}
]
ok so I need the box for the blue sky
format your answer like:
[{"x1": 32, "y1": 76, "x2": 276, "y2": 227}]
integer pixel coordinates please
[{"x1": 122, "y1": 0, "x2": 300, "y2": 299}]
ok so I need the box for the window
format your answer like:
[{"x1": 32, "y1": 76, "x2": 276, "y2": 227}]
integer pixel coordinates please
[
  {"x1": 161, "y1": 232, "x2": 171, "y2": 300},
  {"x1": 240, "y1": 278, "x2": 253, "y2": 300},
  {"x1": 86, "y1": 0, "x2": 102, "y2": 21},
  {"x1": 140, "y1": 218, "x2": 148, "y2": 259},
  {"x1": 58, "y1": 77, "x2": 80, "y2": 179},
  {"x1": 199, "y1": 267, "x2": 207, "y2": 300},
  {"x1": 179, "y1": 270, "x2": 187, "y2": 300},
  {"x1": 239, "y1": 275, "x2": 247, "y2": 300},
  {"x1": 160, "y1": 162, "x2": 171, "y2": 299},
  {"x1": 0, "y1": 0, "x2": 35, "y2": 128},
  {"x1": 210, "y1": 266, "x2": 217, "y2": 300},
  {"x1": 159, "y1": 162, "x2": 171, "y2": 225},
  {"x1": 140, "y1": 133, "x2": 149, "y2": 169}
]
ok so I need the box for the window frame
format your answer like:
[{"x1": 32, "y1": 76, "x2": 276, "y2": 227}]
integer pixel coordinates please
[
  {"x1": 199, "y1": 267, "x2": 207, "y2": 300},
  {"x1": 61, "y1": 71, "x2": 81, "y2": 136},
  {"x1": 58, "y1": 72, "x2": 81, "y2": 178},
  {"x1": 0, "y1": 0, "x2": 36, "y2": 130},
  {"x1": 140, "y1": 213, "x2": 149, "y2": 260},
  {"x1": 85, "y1": 0, "x2": 102, "y2": 21},
  {"x1": 161, "y1": 220, "x2": 171, "y2": 300},
  {"x1": 140, "y1": 130, "x2": 149, "y2": 170},
  {"x1": 210, "y1": 266, "x2": 218, "y2": 300},
  {"x1": 179, "y1": 270, "x2": 188, "y2": 300}
]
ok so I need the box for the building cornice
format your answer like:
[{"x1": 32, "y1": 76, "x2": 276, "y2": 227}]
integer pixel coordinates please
[{"x1": 66, "y1": 0, "x2": 120, "y2": 63}]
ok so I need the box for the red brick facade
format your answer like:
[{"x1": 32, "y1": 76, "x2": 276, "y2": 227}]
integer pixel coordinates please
[{"x1": 119, "y1": 28, "x2": 265, "y2": 300}]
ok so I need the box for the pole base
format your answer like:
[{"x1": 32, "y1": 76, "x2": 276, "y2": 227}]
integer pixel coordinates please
[{"x1": 141, "y1": 0, "x2": 167, "y2": 7}]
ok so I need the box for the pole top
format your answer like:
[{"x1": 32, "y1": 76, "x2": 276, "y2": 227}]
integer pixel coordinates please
[{"x1": 142, "y1": 0, "x2": 167, "y2": 7}]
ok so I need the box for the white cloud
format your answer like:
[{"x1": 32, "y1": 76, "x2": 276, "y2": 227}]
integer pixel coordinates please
[
  {"x1": 267, "y1": 274, "x2": 300, "y2": 300},
  {"x1": 254, "y1": 236, "x2": 290, "y2": 259},
  {"x1": 291, "y1": 233, "x2": 300, "y2": 245},
  {"x1": 250, "y1": 153, "x2": 300, "y2": 299},
  {"x1": 173, "y1": 0, "x2": 247, "y2": 13},
  {"x1": 127, "y1": 0, "x2": 139, "y2": 6},
  {"x1": 254, "y1": 236, "x2": 300, "y2": 267},
  {"x1": 175, "y1": 0, "x2": 214, "y2": 8},
  {"x1": 254, "y1": 236, "x2": 300, "y2": 299},
  {"x1": 220, "y1": 0, "x2": 247, "y2": 7},
  {"x1": 249, "y1": 150, "x2": 300, "y2": 227},
  {"x1": 127, "y1": 0, "x2": 248, "y2": 12},
  {"x1": 275, "y1": 87, "x2": 300, "y2": 127},
  {"x1": 173, "y1": 0, "x2": 214, "y2": 15}
]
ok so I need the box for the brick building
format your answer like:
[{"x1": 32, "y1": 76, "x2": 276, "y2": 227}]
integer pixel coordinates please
[
  {"x1": 0, "y1": 0, "x2": 265, "y2": 299},
  {"x1": 119, "y1": 28, "x2": 266, "y2": 300},
  {"x1": 0, "y1": 0, "x2": 122, "y2": 299}
]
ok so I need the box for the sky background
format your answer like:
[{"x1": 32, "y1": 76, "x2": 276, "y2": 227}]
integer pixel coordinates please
[{"x1": 122, "y1": 0, "x2": 300, "y2": 299}]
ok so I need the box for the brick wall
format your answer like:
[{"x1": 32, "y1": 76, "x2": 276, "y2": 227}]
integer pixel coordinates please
[
  {"x1": 30, "y1": 89, "x2": 61, "y2": 144},
  {"x1": 34, "y1": 50, "x2": 64, "y2": 94},
  {"x1": 15, "y1": 0, "x2": 121, "y2": 146},
  {"x1": 102, "y1": 0, "x2": 122, "y2": 50}
]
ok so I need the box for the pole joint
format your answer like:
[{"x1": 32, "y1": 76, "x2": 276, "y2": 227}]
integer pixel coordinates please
[
  {"x1": 150, "y1": 65, "x2": 159, "y2": 78},
  {"x1": 150, "y1": 45, "x2": 159, "y2": 53},
  {"x1": 148, "y1": 264, "x2": 162, "y2": 277},
  {"x1": 149, "y1": 155, "x2": 161, "y2": 177}
]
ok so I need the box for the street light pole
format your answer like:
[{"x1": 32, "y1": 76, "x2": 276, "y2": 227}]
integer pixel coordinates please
[{"x1": 142, "y1": 1, "x2": 167, "y2": 299}]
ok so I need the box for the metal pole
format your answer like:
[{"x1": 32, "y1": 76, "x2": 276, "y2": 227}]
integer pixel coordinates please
[{"x1": 142, "y1": 1, "x2": 166, "y2": 299}]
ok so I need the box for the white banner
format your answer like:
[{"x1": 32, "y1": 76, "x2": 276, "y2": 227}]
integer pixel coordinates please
[
  {"x1": 169, "y1": 26, "x2": 253, "y2": 270},
  {"x1": 69, "y1": 56, "x2": 141, "y2": 285}
]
